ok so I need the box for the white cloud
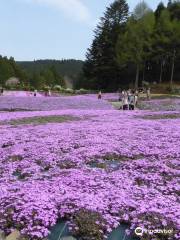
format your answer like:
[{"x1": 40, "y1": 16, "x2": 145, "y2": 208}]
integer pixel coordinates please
[{"x1": 23, "y1": 0, "x2": 91, "y2": 23}]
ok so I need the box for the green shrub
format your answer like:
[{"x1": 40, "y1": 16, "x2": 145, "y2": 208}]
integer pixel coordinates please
[
  {"x1": 79, "y1": 88, "x2": 89, "y2": 94},
  {"x1": 53, "y1": 85, "x2": 62, "y2": 91},
  {"x1": 64, "y1": 88, "x2": 74, "y2": 94}
]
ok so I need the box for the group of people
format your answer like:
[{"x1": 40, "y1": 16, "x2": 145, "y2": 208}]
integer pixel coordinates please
[
  {"x1": 120, "y1": 89, "x2": 138, "y2": 110},
  {"x1": 120, "y1": 88, "x2": 151, "y2": 110},
  {"x1": 97, "y1": 88, "x2": 151, "y2": 111},
  {"x1": 97, "y1": 89, "x2": 139, "y2": 110},
  {"x1": 33, "y1": 89, "x2": 51, "y2": 97}
]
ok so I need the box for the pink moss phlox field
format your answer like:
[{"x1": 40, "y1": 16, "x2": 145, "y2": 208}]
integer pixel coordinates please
[
  {"x1": 0, "y1": 95, "x2": 113, "y2": 111},
  {"x1": 0, "y1": 96, "x2": 180, "y2": 239},
  {"x1": 139, "y1": 98, "x2": 180, "y2": 111}
]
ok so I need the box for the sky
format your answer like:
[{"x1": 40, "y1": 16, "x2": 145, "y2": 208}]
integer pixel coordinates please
[{"x1": 0, "y1": 0, "x2": 168, "y2": 61}]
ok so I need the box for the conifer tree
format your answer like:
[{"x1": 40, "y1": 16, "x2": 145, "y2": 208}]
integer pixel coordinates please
[{"x1": 83, "y1": 0, "x2": 129, "y2": 91}]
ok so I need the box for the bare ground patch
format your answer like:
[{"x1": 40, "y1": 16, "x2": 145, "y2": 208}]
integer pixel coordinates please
[{"x1": 0, "y1": 115, "x2": 80, "y2": 126}]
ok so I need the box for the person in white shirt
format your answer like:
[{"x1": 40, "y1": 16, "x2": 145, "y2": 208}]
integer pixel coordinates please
[
  {"x1": 134, "y1": 90, "x2": 139, "y2": 107},
  {"x1": 122, "y1": 91, "x2": 129, "y2": 110}
]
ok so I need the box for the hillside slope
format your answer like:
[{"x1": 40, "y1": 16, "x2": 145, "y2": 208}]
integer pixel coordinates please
[{"x1": 17, "y1": 59, "x2": 84, "y2": 87}]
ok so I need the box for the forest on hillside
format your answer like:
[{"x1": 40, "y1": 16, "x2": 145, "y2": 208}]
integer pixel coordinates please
[
  {"x1": 0, "y1": 57, "x2": 83, "y2": 90},
  {"x1": 77, "y1": 0, "x2": 180, "y2": 91},
  {"x1": 17, "y1": 60, "x2": 84, "y2": 89}
]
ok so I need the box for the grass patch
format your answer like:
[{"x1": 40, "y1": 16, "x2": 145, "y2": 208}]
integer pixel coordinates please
[
  {"x1": 141, "y1": 113, "x2": 180, "y2": 120},
  {"x1": 102, "y1": 153, "x2": 144, "y2": 161},
  {"x1": 110, "y1": 101, "x2": 122, "y2": 109},
  {"x1": 151, "y1": 94, "x2": 180, "y2": 99},
  {"x1": 0, "y1": 108, "x2": 35, "y2": 112},
  {"x1": 139, "y1": 94, "x2": 180, "y2": 100},
  {"x1": 1, "y1": 115, "x2": 80, "y2": 126}
]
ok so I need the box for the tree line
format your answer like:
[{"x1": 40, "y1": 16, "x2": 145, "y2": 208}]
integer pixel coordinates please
[
  {"x1": 0, "y1": 57, "x2": 83, "y2": 90},
  {"x1": 0, "y1": 56, "x2": 65, "y2": 89},
  {"x1": 0, "y1": 56, "x2": 27, "y2": 88},
  {"x1": 17, "y1": 59, "x2": 83, "y2": 89},
  {"x1": 77, "y1": 0, "x2": 180, "y2": 91}
]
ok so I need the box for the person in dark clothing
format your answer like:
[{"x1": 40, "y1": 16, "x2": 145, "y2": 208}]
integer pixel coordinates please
[
  {"x1": 34, "y1": 89, "x2": 37, "y2": 97},
  {"x1": 0, "y1": 88, "x2": 4, "y2": 96},
  {"x1": 98, "y1": 91, "x2": 102, "y2": 99},
  {"x1": 128, "y1": 91, "x2": 135, "y2": 110}
]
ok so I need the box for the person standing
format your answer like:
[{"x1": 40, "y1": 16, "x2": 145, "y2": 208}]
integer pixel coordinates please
[
  {"x1": 0, "y1": 88, "x2": 4, "y2": 96},
  {"x1": 98, "y1": 91, "x2": 102, "y2": 99},
  {"x1": 134, "y1": 90, "x2": 139, "y2": 107},
  {"x1": 121, "y1": 90, "x2": 125, "y2": 101},
  {"x1": 129, "y1": 92, "x2": 135, "y2": 110},
  {"x1": 48, "y1": 89, "x2": 51, "y2": 97},
  {"x1": 122, "y1": 91, "x2": 129, "y2": 110},
  {"x1": 34, "y1": 89, "x2": 37, "y2": 97},
  {"x1": 147, "y1": 88, "x2": 151, "y2": 100}
]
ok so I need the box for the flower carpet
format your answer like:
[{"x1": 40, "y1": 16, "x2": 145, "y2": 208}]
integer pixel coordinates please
[{"x1": 0, "y1": 95, "x2": 179, "y2": 240}]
